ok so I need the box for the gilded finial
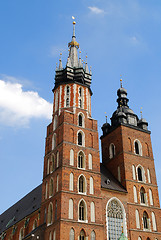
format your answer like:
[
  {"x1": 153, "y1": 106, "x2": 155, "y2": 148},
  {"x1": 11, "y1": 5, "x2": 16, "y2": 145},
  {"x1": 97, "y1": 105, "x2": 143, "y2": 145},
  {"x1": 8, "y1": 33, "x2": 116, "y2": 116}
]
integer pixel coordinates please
[
  {"x1": 105, "y1": 112, "x2": 107, "y2": 123},
  {"x1": 140, "y1": 107, "x2": 143, "y2": 118},
  {"x1": 120, "y1": 75, "x2": 123, "y2": 88},
  {"x1": 72, "y1": 16, "x2": 76, "y2": 24},
  {"x1": 121, "y1": 223, "x2": 124, "y2": 233}
]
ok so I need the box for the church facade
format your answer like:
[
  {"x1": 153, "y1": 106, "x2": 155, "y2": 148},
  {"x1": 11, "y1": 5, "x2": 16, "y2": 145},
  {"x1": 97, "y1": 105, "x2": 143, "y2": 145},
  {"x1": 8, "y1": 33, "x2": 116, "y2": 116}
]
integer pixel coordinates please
[{"x1": 0, "y1": 22, "x2": 161, "y2": 240}]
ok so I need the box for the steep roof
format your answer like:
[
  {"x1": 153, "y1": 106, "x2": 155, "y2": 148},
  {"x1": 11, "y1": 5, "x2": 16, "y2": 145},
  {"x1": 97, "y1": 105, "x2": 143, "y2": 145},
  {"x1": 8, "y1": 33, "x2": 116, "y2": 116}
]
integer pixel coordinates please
[
  {"x1": 0, "y1": 184, "x2": 42, "y2": 234},
  {"x1": 100, "y1": 163, "x2": 127, "y2": 193}
]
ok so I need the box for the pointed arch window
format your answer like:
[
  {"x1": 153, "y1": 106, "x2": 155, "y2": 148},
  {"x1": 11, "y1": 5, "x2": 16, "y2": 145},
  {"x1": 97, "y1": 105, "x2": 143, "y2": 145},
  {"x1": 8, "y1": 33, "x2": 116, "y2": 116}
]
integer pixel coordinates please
[
  {"x1": 135, "y1": 209, "x2": 140, "y2": 229},
  {"x1": 133, "y1": 185, "x2": 137, "y2": 203},
  {"x1": 143, "y1": 211, "x2": 149, "y2": 229},
  {"x1": 107, "y1": 199, "x2": 124, "y2": 239},
  {"x1": 77, "y1": 131, "x2": 85, "y2": 146},
  {"x1": 91, "y1": 231, "x2": 96, "y2": 240},
  {"x1": 70, "y1": 149, "x2": 74, "y2": 166},
  {"x1": 132, "y1": 165, "x2": 136, "y2": 180},
  {"x1": 49, "y1": 232, "x2": 52, "y2": 240},
  {"x1": 79, "y1": 200, "x2": 87, "y2": 221},
  {"x1": 53, "y1": 115, "x2": 58, "y2": 131},
  {"x1": 19, "y1": 228, "x2": 24, "y2": 240},
  {"x1": 140, "y1": 187, "x2": 146, "y2": 204},
  {"x1": 56, "y1": 151, "x2": 59, "y2": 168},
  {"x1": 32, "y1": 219, "x2": 37, "y2": 230},
  {"x1": 134, "y1": 140, "x2": 142, "y2": 156},
  {"x1": 137, "y1": 167, "x2": 143, "y2": 181},
  {"x1": 109, "y1": 143, "x2": 115, "y2": 159},
  {"x1": 79, "y1": 175, "x2": 86, "y2": 194},
  {"x1": 152, "y1": 212, "x2": 157, "y2": 231},
  {"x1": 69, "y1": 228, "x2": 75, "y2": 240},
  {"x1": 90, "y1": 177, "x2": 94, "y2": 194},
  {"x1": 78, "y1": 114, "x2": 83, "y2": 127},
  {"x1": 147, "y1": 169, "x2": 151, "y2": 183},
  {"x1": 51, "y1": 154, "x2": 55, "y2": 171},
  {"x1": 69, "y1": 173, "x2": 74, "y2": 191},
  {"x1": 88, "y1": 154, "x2": 92, "y2": 169},
  {"x1": 69, "y1": 199, "x2": 74, "y2": 219},
  {"x1": 52, "y1": 133, "x2": 56, "y2": 150},
  {"x1": 79, "y1": 229, "x2": 85, "y2": 240},
  {"x1": 65, "y1": 85, "x2": 70, "y2": 107},
  {"x1": 78, "y1": 151, "x2": 85, "y2": 169},
  {"x1": 66, "y1": 86, "x2": 70, "y2": 95},
  {"x1": 53, "y1": 230, "x2": 56, "y2": 240},
  {"x1": 149, "y1": 189, "x2": 153, "y2": 205},
  {"x1": 90, "y1": 202, "x2": 95, "y2": 222},
  {"x1": 49, "y1": 178, "x2": 54, "y2": 197},
  {"x1": 78, "y1": 132, "x2": 82, "y2": 145},
  {"x1": 48, "y1": 202, "x2": 53, "y2": 225}
]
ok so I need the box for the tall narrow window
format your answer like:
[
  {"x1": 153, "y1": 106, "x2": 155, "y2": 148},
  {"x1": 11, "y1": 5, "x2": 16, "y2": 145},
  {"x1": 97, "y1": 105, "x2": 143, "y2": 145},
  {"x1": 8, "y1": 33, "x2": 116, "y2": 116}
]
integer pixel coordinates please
[
  {"x1": 79, "y1": 229, "x2": 85, "y2": 240},
  {"x1": 78, "y1": 132, "x2": 82, "y2": 145},
  {"x1": 78, "y1": 151, "x2": 85, "y2": 168},
  {"x1": 132, "y1": 165, "x2": 136, "y2": 180},
  {"x1": 147, "y1": 169, "x2": 151, "y2": 183},
  {"x1": 79, "y1": 87, "x2": 82, "y2": 97},
  {"x1": 49, "y1": 232, "x2": 52, "y2": 240},
  {"x1": 107, "y1": 199, "x2": 124, "y2": 239},
  {"x1": 47, "y1": 158, "x2": 50, "y2": 175},
  {"x1": 19, "y1": 228, "x2": 24, "y2": 240},
  {"x1": 56, "y1": 175, "x2": 59, "y2": 192},
  {"x1": 52, "y1": 154, "x2": 55, "y2": 171},
  {"x1": 56, "y1": 151, "x2": 59, "y2": 168},
  {"x1": 49, "y1": 178, "x2": 54, "y2": 197},
  {"x1": 90, "y1": 177, "x2": 94, "y2": 194},
  {"x1": 67, "y1": 86, "x2": 70, "y2": 95},
  {"x1": 138, "y1": 237, "x2": 142, "y2": 240},
  {"x1": 55, "y1": 91, "x2": 58, "y2": 112},
  {"x1": 53, "y1": 115, "x2": 58, "y2": 131},
  {"x1": 45, "y1": 182, "x2": 48, "y2": 199},
  {"x1": 48, "y1": 203, "x2": 53, "y2": 225},
  {"x1": 91, "y1": 231, "x2": 96, "y2": 240},
  {"x1": 140, "y1": 187, "x2": 146, "y2": 204},
  {"x1": 65, "y1": 86, "x2": 70, "y2": 107},
  {"x1": 90, "y1": 202, "x2": 95, "y2": 222},
  {"x1": 79, "y1": 175, "x2": 86, "y2": 193},
  {"x1": 70, "y1": 149, "x2": 74, "y2": 166},
  {"x1": 66, "y1": 98, "x2": 70, "y2": 107},
  {"x1": 134, "y1": 140, "x2": 142, "y2": 155},
  {"x1": 88, "y1": 154, "x2": 92, "y2": 169},
  {"x1": 69, "y1": 199, "x2": 74, "y2": 219},
  {"x1": 118, "y1": 166, "x2": 121, "y2": 182},
  {"x1": 149, "y1": 189, "x2": 153, "y2": 205},
  {"x1": 109, "y1": 143, "x2": 115, "y2": 159},
  {"x1": 69, "y1": 173, "x2": 74, "y2": 191},
  {"x1": 79, "y1": 201, "x2": 86, "y2": 221},
  {"x1": 135, "y1": 209, "x2": 140, "y2": 229},
  {"x1": 69, "y1": 228, "x2": 75, "y2": 240},
  {"x1": 152, "y1": 212, "x2": 157, "y2": 231},
  {"x1": 78, "y1": 87, "x2": 83, "y2": 109},
  {"x1": 143, "y1": 211, "x2": 149, "y2": 229},
  {"x1": 55, "y1": 201, "x2": 57, "y2": 220},
  {"x1": 52, "y1": 134, "x2": 56, "y2": 150},
  {"x1": 53, "y1": 230, "x2": 56, "y2": 240},
  {"x1": 78, "y1": 114, "x2": 83, "y2": 127},
  {"x1": 135, "y1": 141, "x2": 139, "y2": 154},
  {"x1": 133, "y1": 185, "x2": 137, "y2": 203},
  {"x1": 138, "y1": 167, "x2": 143, "y2": 181},
  {"x1": 32, "y1": 219, "x2": 37, "y2": 230}
]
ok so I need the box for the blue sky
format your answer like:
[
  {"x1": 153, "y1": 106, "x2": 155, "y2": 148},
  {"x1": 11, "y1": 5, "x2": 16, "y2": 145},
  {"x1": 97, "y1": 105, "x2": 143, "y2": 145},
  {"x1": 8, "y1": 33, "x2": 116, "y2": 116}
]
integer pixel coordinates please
[{"x1": 0, "y1": 0, "x2": 161, "y2": 214}]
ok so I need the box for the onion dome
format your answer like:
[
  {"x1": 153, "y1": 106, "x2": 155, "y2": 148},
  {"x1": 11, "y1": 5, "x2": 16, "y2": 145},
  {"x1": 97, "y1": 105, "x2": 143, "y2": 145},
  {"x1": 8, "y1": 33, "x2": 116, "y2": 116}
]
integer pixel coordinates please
[
  {"x1": 138, "y1": 118, "x2": 148, "y2": 130},
  {"x1": 102, "y1": 122, "x2": 110, "y2": 136}
]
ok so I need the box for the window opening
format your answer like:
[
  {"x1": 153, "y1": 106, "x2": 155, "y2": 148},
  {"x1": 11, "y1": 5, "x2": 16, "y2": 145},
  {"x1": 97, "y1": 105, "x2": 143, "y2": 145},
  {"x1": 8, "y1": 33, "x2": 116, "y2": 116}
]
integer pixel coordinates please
[
  {"x1": 143, "y1": 211, "x2": 148, "y2": 229},
  {"x1": 78, "y1": 114, "x2": 83, "y2": 127},
  {"x1": 140, "y1": 187, "x2": 146, "y2": 204},
  {"x1": 138, "y1": 167, "x2": 143, "y2": 181},
  {"x1": 78, "y1": 132, "x2": 82, "y2": 145},
  {"x1": 79, "y1": 201, "x2": 85, "y2": 221}
]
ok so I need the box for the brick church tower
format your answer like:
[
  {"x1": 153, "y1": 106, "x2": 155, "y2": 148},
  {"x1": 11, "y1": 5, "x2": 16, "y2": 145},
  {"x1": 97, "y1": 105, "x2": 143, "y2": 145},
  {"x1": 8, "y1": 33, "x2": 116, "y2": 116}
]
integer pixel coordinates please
[
  {"x1": 101, "y1": 83, "x2": 161, "y2": 239},
  {"x1": 40, "y1": 21, "x2": 104, "y2": 239}
]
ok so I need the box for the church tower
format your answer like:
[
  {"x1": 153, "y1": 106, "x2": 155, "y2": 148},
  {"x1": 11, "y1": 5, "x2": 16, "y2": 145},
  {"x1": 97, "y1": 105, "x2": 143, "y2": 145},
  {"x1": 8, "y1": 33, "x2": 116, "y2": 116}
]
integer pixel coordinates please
[
  {"x1": 40, "y1": 21, "x2": 104, "y2": 240},
  {"x1": 101, "y1": 81, "x2": 161, "y2": 239}
]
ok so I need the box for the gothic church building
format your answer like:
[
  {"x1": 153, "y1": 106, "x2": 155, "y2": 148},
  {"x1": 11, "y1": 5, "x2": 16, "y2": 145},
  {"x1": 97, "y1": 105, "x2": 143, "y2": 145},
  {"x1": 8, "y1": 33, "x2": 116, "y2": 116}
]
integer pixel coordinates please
[{"x1": 0, "y1": 22, "x2": 161, "y2": 240}]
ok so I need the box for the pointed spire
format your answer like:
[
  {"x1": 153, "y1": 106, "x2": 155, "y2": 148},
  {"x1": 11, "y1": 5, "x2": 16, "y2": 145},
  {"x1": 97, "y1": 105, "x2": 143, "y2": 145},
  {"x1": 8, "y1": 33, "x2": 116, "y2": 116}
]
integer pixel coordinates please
[
  {"x1": 90, "y1": 66, "x2": 92, "y2": 75},
  {"x1": 59, "y1": 53, "x2": 63, "y2": 70},
  {"x1": 56, "y1": 62, "x2": 58, "y2": 71},
  {"x1": 66, "y1": 57, "x2": 72, "y2": 67},
  {"x1": 78, "y1": 50, "x2": 83, "y2": 68},
  {"x1": 85, "y1": 55, "x2": 89, "y2": 73}
]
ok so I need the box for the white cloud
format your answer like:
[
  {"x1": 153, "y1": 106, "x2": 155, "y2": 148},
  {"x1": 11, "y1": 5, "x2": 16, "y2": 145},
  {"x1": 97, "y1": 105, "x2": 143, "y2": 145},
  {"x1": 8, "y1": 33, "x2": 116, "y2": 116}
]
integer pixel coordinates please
[
  {"x1": 0, "y1": 79, "x2": 52, "y2": 127},
  {"x1": 88, "y1": 6, "x2": 105, "y2": 14}
]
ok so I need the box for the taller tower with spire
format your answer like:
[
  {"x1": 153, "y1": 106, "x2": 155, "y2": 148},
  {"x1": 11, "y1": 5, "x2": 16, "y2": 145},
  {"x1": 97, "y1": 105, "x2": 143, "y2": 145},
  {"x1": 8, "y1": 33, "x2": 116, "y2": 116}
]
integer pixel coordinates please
[{"x1": 40, "y1": 20, "x2": 104, "y2": 240}]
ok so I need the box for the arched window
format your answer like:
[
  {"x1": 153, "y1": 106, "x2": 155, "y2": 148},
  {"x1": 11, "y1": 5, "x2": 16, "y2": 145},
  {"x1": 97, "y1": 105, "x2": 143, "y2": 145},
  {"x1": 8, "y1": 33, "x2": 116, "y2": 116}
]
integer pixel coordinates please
[
  {"x1": 140, "y1": 187, "x2": 146, "y2": 204},
  {"x1": 88, "y1": 154, "x2": 92, "y2": 169},
  {"x1": 133, "y1": 185, "x2": 137, "y2": 203},
  {"x1": 53, "y1": 230, "x2": 56, "y2": 240},
  {"x1": 32, "y1": 219, "x2": 37, "y2": 230},
  {"x1": 47, "y1": 158, "x2": 50, "y2": 175},
  {"x1": 49, "y1": 178, "x2": 54, "y2": 197},
  {"x1": 91, "y1": 231, "x2": 96, "y2": 240},
  {"x1": 118, "y1": 166, "x2": 121, "y2": 182},
  {"x1": 48, "y1": 202, "x2": 53, "y2": 225},
  {"x1": 78, "y1": 175, "x2": 86, "y2": 194},
  {"x1": 19, "y1": 228, "x2": 24, "y2": 240},
  {"x1": 49, "y1": 232, "x2": 52, "y2": 240},
  {"x1": 134, "y1": 140, "x2": 142, "y2": 155},
  {"x1": 78, "y1": 151, "x2": 85, "y2": 169},
  {"x1": 70, "y1": 149, "x2": 74, "y2": 166},
  {"x1": 132, "y1": 165, "x2": 136, "y2": 180},
  {"x1": 135, "y1": 209, "x2": 140, "y2": 229},
  {"x1": 55, "y1": 201, "x2": 57, "y2": 220},
  {"x1": 143, "y1": 211, "x2": 149, "y2": 229},
  {"x1": 79, "y1": 229, "x2": 85, "y2": 240},
  {"x1": 90, "y1": 202, "x2": 95, "y2": 222},
  {"x1": 49, "y1": 159, "x2": 53, "y2": 174},
  {"x1": 137, "y1": 167, "x2": 143, "y2": 181},
  {"x1": 107, "y1": 199, "x2": 125, "y2": 239},
  {"x1": 149, "y1": 189, "x2": 153, "y2": 205},
  {"x1": 79, "y1": 87, "x2": 82, "y2": 97},
  {"x1": 147, "y1": 169, "x2": 151, "y2": 183},
  {"x1": 53, "y1": 115, "x2": 58, "y2": 131},
  {"x1": 78, "y1": 114, "x2": 83, "y2": 127},
  {"x1": 56, "y1": 151, "x2": 59, "y2": 168},
  {"x1": 147, "y1": 238, "x2": 150, "y2": 240},
  {"x1": 69, "y1": 173, "x2": 74, "y2": 191},
  {"x1": 52, "y1": 133, "x2": 56, "y2": 150},
  {"x1": 109, "y1": 143, "x2": 115, "y2": 159},
  {"x1": 90, "y1": 177, "x2": 94, "y2": 194},
  {"x1": 78, "y1": 132, "x2": 82, "y2": 145},
  {"x1": 55, "y1": 91, "x2": 58, "y2": 112},
  {"x1": 45, "y1": 182, "x2": 48, "y2": 199},
  {"x1": 79, "y1": 200, "x2": 87, "y2": 221},
  {"x1": 51, "y1": 154, "x2": 55, "y2": 171},
  {"x1": 152, "y1": 212, "x2": 157, "y2": 231},
  {"x1": 69, "y1": 228, "x2": 75, "y2": 240},
  {"x1": 69, "y1": 199, "x2": 74, "y2": 219},
  {"x1": 56, "y1": 175, "x2": 59, "y2": 192}
]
